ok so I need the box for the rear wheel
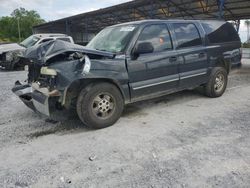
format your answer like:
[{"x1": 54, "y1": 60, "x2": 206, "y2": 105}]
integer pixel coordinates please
[
  {"x1": 76, "y1": 82, "x2": 124, "y2": 129},
  {"x1": 237, "y1": 62, "x2": 242, "y2": 68},
  {"x1": 204, "y1": 67, "x2": 228, "y2": 98}
]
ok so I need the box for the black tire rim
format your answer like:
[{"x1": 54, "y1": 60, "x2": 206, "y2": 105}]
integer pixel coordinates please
[
  {"x1": 214, "y1": 73, "x2": 225, "y2": 93},
  {"x1": 91, "y1": 92, "x2": 116, "y2": 119}
]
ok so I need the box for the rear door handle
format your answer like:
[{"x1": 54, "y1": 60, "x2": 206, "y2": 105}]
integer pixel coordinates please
[
  {"x1": 199, "y1": 52, "x2": 206, "y2": 58},
  {"x1": 169, "y1": 56, "x2": 177, "y2": 62}
]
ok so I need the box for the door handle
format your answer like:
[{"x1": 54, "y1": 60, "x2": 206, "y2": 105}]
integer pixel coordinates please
[{"x1": 169, "y1": 56, "x2": 177, "y2": 62}]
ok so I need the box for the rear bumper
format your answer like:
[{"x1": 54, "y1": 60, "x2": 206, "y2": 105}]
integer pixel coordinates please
[{"x1": 12, "y1": 81, "x2": 67, "y2": 120}]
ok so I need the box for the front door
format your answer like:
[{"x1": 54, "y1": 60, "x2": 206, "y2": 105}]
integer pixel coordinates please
[{"x1": 127, "y1": 24, "x2": 179, "y2": 101}]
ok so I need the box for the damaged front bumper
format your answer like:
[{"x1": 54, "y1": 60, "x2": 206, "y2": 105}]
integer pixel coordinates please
[
  {"x1": 12, "y1": 81, "x2": 36, "y2": 111},
  {"x1": 12, "y1": 81, "x2": 67, "y2": 120}
]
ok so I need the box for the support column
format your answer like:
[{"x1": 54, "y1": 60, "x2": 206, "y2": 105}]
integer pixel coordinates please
[
  {"x1": 218, "y1": 0, "x2": 225, "y2": 19},
  {"x1": 236, "y1": 20, "x2": 240, "y2": 33},
  {"x1": 84, "y1": 18, "x2": 88, "y2": 42},
  {"x1": 65, "y1": 20, "x2": 71, "y2": 35}
]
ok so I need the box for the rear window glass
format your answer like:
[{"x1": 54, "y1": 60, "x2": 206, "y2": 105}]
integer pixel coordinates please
[
  {"x1": 172, "y1": 23, "x2": 202, "y2": 48},
  {"x1": 202, "y1": 21, "x2": 240, "y2": 43},
  {"x1": 39, "y1": 38, "x2": 53, "y2": 44}
]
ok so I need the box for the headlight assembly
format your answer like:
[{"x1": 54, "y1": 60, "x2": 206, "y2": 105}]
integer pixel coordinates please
[
  {"x1": 5, "y1": 50, "x2": 24, "y2": 62},
  {"x1": 5, "y1": 52, "x2": 14, "y2": 62},
  {"x1": 40, "y1": 67, "x2": 57, "y2": 76}
]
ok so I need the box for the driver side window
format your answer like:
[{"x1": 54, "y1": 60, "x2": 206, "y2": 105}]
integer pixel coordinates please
[{"x1": 136, "y1": 24, "x2": 172, "y2": 53}]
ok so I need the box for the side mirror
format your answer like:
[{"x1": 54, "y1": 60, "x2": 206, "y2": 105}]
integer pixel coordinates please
[{"x1": 133, "y1": 42, "x2": 154, "y2": 57}]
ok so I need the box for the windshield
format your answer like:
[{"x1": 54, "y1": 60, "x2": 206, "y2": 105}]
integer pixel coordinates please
[
  {"x1": 20, "y1": 35, "x2": 40, "y2": 48},
  {"x1": 87, "y1": 25, "x2": 137, "y2": 53}
]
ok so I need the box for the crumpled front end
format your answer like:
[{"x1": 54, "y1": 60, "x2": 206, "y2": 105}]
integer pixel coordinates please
[{"x1": 12, "y1": 40, "x2": 116, "y2": 120}]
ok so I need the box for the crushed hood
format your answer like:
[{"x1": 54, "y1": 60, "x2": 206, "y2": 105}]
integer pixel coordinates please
[
  {"x1": 24, "y1": 40, "x2": 115, "y2": 64},
  {"x1": 0, "y1": 43, "x2": 25, "y2": 54}
]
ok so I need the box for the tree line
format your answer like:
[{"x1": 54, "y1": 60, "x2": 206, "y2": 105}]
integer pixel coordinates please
[{"x1": 0, "y1": 8, "x2": 45, "y2": 42}]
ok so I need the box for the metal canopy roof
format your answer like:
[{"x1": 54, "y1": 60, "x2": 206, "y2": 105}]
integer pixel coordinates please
[{"x1": 33, "y1": 0, "x2": 250, "y2": 41}]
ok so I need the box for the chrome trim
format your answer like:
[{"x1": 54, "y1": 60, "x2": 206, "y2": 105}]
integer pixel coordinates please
[
  {"x1": 133, "y1": 78, "x2": 179, "y2": 90},
  {"x1": 180, "y1": 72, "x2": 207, "y2": 80}
]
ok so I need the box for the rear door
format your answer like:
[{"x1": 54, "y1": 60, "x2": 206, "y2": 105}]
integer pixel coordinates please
[
  {"x1": 170, "y1": 22, "x2": 209, "y2": 88},
  {"x1": 127, "y1": 23, "x2": 179, "y2": 101}
]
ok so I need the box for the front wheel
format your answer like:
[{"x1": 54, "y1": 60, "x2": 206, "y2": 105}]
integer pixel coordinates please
[
  {"x1": 76, "y1": 82, "x2": 124, "y2": 129},
  {"x1": 204, "y1": 67, "x2": 228, "y2": 98}
]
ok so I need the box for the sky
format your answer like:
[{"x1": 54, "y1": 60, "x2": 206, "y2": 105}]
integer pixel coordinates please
[
  {"x1": 0, "y1": 0, "x2": 248, "y2": 42},
  {"x1": 0, "y1": 0, "x2": 131, "y2": 21}
]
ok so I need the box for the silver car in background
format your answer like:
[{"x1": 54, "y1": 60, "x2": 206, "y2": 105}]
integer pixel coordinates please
[{"x1": 0, "y1": 34, "x2": 74, "y2": 70}]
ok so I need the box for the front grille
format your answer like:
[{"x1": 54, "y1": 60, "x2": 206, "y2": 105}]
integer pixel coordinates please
[
  {"x1": 28, "y1": 63, "x2": 42, "y2": 83},
  {"x1": 0, "y1": 54, "x2": 5, "y2": 62}
]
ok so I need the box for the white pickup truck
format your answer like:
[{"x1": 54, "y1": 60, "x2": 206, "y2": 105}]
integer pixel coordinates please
[{"x1": 0, "y1": 34, "x2": 74, "y2": 70}]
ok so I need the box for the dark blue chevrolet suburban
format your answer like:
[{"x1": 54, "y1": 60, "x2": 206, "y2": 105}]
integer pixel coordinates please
[{"x1": 12, "y1": 19, "x2": 241, "y2": 129}]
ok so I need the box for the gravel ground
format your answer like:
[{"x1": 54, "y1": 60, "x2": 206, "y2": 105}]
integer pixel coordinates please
[{"x1": 0, "y1": 60, "x2": 250, "y2": 188}]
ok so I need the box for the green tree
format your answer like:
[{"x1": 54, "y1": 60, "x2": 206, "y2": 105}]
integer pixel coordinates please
[{"x1": 0, "y1": 8, "x2": 45, "y2": 42}]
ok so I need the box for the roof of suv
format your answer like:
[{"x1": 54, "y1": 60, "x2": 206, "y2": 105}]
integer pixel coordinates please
[{"x1": 111, "y1": 19, "x2": 226, "y2": 27}]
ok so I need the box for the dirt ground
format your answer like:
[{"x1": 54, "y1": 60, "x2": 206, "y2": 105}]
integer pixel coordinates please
[{"x1": 0, "y1": 60, "x2": 250, "y2": 188}]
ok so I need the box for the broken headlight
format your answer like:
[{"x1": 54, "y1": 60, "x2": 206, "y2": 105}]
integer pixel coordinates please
[
  {"x1": 5, "y1": 52, "x2": 14, "y2": 62},
  {"x1": 39, "y1": 67, "x2": 57, "y2": 89},
  {"x1": 40, "y1": 67, "x2": 57, "y2": 76}
]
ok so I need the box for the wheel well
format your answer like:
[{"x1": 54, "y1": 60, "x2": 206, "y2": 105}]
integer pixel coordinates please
[
  {"x1": 216, "y1": 59, "x2": 231, "y2": 74},
  {"x1": 63, "y1": 78, "x2": 125, "y2": 109}
]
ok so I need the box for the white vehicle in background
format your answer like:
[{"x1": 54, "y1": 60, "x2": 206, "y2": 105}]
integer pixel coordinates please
[{"x1": 0, "y1": 34, "x2": 74, "y2": 70}]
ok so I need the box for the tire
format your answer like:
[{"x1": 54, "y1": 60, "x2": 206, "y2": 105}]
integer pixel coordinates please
[
  {"x1": 204, "y1": 67, "x2": 228, "y2": 98},
  {"x1": 5, "y1": 55, "x2": 21, "y2": 70},
  {"x1": 76, "y1": 82, "x2": 124, "y2": 129},
  {"x1": 237, "y1": 62, "x2": 242, "y2": 68},
  {"x1": 4, "y1": 61, "x2": 15, "y2": 70}
]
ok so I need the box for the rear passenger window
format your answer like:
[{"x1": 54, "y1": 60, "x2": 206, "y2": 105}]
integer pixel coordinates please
[
  {"x1": 57, "y1": 38, "x2": 71, "y2": 42},
  {"x1": 202, "y1": 22, "x2": 240, "y2": 43},
  {"x1": 39, "y1": 38, "x2": 53, "y2": 44},
  {"x1": 173, "y1": 23, "x2": 202, "y2": 48},
  {"x1": 137, "y1": 24, "x2": 172, "y2": 52}
]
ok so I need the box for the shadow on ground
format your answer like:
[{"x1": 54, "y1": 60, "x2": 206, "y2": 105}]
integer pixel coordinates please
[{"x1": 26, "y1": 88, "x2": 206, "y2": 139}]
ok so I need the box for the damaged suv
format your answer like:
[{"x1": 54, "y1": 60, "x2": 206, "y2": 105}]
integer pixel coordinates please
[{"x1": 12, "y1": 20, "x2": 241, "y2": 129}]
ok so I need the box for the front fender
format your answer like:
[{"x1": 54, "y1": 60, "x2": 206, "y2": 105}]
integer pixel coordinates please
[{"x1": 48, "y1": 58, "x2": 130, "y2": 107}]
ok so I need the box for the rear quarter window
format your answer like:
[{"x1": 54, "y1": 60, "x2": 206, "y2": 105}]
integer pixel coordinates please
[
  {"x1": 57, "y1": 38, "x2": 71, "y2": 42},
  {"x1": 202, "y1": 21, "x2": 240, "y2": 44},
  {"x1": 38, "y1": 38, "x2": 53, "y2": 44}
]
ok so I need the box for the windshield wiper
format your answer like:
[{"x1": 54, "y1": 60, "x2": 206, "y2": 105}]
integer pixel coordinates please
[{"x1": 95, "y1": 48, "x2": 108, "y2": 52}]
